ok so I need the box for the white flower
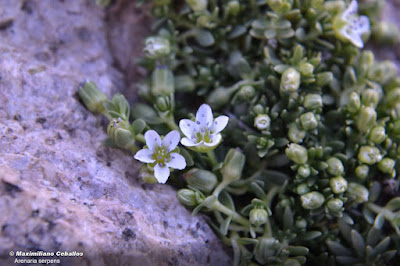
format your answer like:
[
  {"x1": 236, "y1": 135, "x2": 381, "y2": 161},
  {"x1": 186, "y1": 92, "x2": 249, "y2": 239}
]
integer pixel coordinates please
[
  {"x1": 134, "y1": 130, "x2": 186, "y2": 184},
  {"x1": 333, "y1": 0, "x2": 370, "y2": 48},
  {"x1": 254, "y1": 114, "x2": 271, "y2": 130},
  {"x1": 179, "y1": 104, "x2": 229, "y2": 152}
]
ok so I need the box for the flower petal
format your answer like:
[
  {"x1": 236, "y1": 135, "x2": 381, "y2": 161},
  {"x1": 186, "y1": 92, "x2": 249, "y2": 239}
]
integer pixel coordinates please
[
  {"x1": 154, "y1": 163, "x2": 170, "y2": 184},
  {"x1": 179, "y1": 119, "x2": 198, "y2": 138},
  {"x1": 181, "y1": 137, "x2": 200, "y2": 147},
  {"x1": 210, "y1": 115, "x2": 229, "y2": 134},
  {"x1": 163, "y1": 130, "x2": 180, "y2": 151},
  {"x1": 134, "y1": 149, "x2": 155, "y2": 163},
  {"x1": 195, "y1": 104, "x2": 213, "y2": 127},
  {"x1": 343, "y1": 0, "x2": 358, "y2": 20},
  {"x1": 204, "y1": 134, "x2": 222, "y2": 147},
  {"x1": 166, "y1": 153, "x2": 186, "y2": 170},
  {"x1": 348, "y1": 31, "x2": 364, "y2": 48},
  {"x1": 144, "y1": 130, "x2": 161, "y2": 151},
  {"x1": 355, "y1": 16, "x2": 370, "y2": 34}
]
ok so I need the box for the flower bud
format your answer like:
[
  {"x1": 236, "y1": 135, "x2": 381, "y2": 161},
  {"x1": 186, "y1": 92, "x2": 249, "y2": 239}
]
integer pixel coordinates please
[
  {"x1": 253, "y1": 104, "x2": 265, "y2": 114},
  {"x1": 347, "y1": 182, "x2": 369, "y2": 204},
  {"x1": 288, "y1": 123, "x2": 306, "y2": 143},
  {"x1": 285, "y1": 144, "x2": 308, "y2": 165},
  {"x1": 301, "y1": 191, "x2": 325, "y2": 210},
  {"x1": 303, "y1": 94, "x2": 323, "y2": 110},
  {"x1": 327, "y1": 157, "x2": 344, "y2": 176},
  {"x1": 356, "y1": 106, "x2": 376, "y2": 133},
  {"x1": 177, "y1": 189, "x2": 199, "y2": 207},
  {"x1": 107, "y1": 119, "x2": 136, "y2": 150},
  {"x1": 297, "y1": 165, "x2": 310, "y2": 178},
  {"x1": 329, "y1": 176, "x2": 348, "y2": 194},
  {"x1": 295, "y1": 183, "x2": 310, "y2": 195},
  {"x1": 295, "y1": 218, "x2": 307, "y2": 231},
  {"x1": 220, "y1": 149, "x2": 246, "y2": 183},
  {"x1": 377, "y1": 158, "x2": 395, "y2": 174},
  {"x1": 300, "y1": 112, "x2": 318, "y2": 130},
  {"x1": 326, "y1": 198, "x2": 343, "y2": 212},
  {"x1": 355, "y1": 165, "x2": 369, "y2": 180},
  {"x1": 316, "y1": 72, "x2": 333, "y2": 87},
  {"x1": 155, "y1": 95, "x2": 171, "y2": 112},
  {"x1": 386, "y1": 88, "x2": 400, "y2": 107},
  {"x1": 368, "y1": 61, "x2": 397, "y2": 85},
  {"x1": 78, "y1": 81, "x2": 107, "y2": 113},
  {"x1": 226, "y1": 1, "x2": 240, "y2": 16},
  {"x1": 186, "y1": 0, "x2": 208, "y2": 12},
  {"x1": 361, "y1": 89, "x2": 379, "y2": 107},
  {"x1": 237, "y1": 85, "x2": 256, "y2": 100},
  {"x1": 151, "y1": 66, "x2": 174, "y2": 96},
  {"x1": 144, "y1": 37, "x2": 171, "y2": 59},
  {"x1": 347, "y1": 92, "x2": 361, "y2": 113},
  {"x1": 298, "y1": 62, "x2": 314, "y2": 76},
  {"x1": 183, "y1": 168, "x2": 218, "y2": 193},
  {"x1": 369, "y1": 126, "x2": 386, "y2": 144},
  {"x1": 254, "y1": 114, "x2": 271, "y2": 130},
  {"x1": 249, "y1": 208, "x2": 269, "y2": 227},
  {"x1": 280, "y1": 68, "x2": 301, "y2": 93},
  {"x1": 358, "y1": 146, "x2": 382, "y2": 165}
]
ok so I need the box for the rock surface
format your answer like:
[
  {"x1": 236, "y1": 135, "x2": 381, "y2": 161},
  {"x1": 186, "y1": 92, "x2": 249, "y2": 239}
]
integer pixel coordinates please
[{"x1": 0, "y1": 0, "x2": 231, "y2": 265}]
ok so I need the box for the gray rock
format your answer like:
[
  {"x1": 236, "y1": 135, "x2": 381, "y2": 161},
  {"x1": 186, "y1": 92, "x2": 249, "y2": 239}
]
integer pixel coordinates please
[{"x1": 0, "y1": 0, "x2": 231, "y2": 265}]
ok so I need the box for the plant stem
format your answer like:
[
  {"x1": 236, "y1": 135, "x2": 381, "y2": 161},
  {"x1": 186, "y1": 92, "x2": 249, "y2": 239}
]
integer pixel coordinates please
[
  {"x1": 164, "y1": 114, "x2": 180, "y2": 132},
  {"x1": 213, "y1": 180, "x2": 230, "y2": 197},
  {"x1": 212, "y1": 200, "x2": 249, "y2": 227},
  {"x1": 207, "y1": 150, "x2": 218, "y2": 167}
]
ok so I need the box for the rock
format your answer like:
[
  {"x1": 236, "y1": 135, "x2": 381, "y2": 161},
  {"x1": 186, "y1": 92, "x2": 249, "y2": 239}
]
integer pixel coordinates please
[{"x1": 0, "y1": 1, "x2": 231, "y2": 265}]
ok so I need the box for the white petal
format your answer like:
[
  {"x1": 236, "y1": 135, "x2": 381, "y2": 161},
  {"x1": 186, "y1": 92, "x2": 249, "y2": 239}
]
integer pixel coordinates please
[
  {"x1": 181, "y1": 137, "x2": 200, "y2": 147},
  {"x1": 154, "y1": 163, "x2": 170, "y2": 184},
  {"x1": 204, "y1": 134, "x2": 222, "y2": 147},
  {"x1": 349, "y1": 32, "x2": 364, "y2": 48},
  {"x1": 144, "y1": 130, "x2": 161, "y2": 151},
  {"x1": 179, "y1": 119, "x2": 198, "y2": 138},
  {"x1": 163, "y1": 130, "x2": 180, "y2": 151},
  {"x1": 134, "y1": 149, "x2": 155, "y2": 163},
  {"x1": 355, "y1": 16, "x2": 370, "y2": 34},
  {"x1": 210, "y1": 115, "x2": 229, "y2": 134},
  {"x1": 343, "y1": 0, "x2": 358, "y2": 19},
  {"x1": 166, "y1": 153, "x2": 186, "y2": 170},
  {"x1": 195, "y1": 104, "x2": 213, "y2": 127}
]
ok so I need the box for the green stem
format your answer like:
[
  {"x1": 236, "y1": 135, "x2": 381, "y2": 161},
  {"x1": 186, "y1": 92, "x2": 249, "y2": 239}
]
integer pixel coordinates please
[
  {"x1": 212, "y1": 200, "x2": 250, "y2": 227},
  {"x1": 213, "y1": 180, "x2": 230, "y2": 197},
  {"x1": 207, "y1": 150, "x2": 218, "y2": 167},
  {"x1": 164, "y1": 115, "x2": 180, "y2": 132}
]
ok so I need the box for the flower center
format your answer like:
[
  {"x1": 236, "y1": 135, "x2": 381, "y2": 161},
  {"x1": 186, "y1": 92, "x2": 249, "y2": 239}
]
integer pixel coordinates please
[
  {"x1": 195, "y1": 127, "x2": 212, "y2": 143},
  {"x1": 152, "y1": 146, "x2": 170, "y2": 166}
]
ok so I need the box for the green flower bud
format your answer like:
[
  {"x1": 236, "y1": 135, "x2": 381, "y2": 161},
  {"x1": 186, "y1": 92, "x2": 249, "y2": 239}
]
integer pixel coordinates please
[
  {"x1": 368, "y1": 61, "x2": 397, "y2": 85},
  {"x1": 155, "y1": 95, "x2": 171, "y2": 112},
  {"x1": 316, "y1": 72, "x2": 333, "y2": 87},
  {"x1": 298, "y1": 62, "x2": 314, "y2": 76},
  {"x1": 186, "y1": 0, "x2": 208, "y2": 12},
  {"x1": 347, "y1": 182, "x2": 369, "y2": 204},
  {"x1": 249, "y1": 208, "x2": 269, "y2": 227},
  {"x1": 295, "y1": 183, "x2": 310, "y2": 195},
  {"x1": 327, "y1": 157, "x2": 344, "y2": 176},
  {"x1": 177, "y1": 189, "x2": 199, "y2": 207},
  {"x1": 220, "y1": 149, "x2": 246, "y2": 183},
  {"x1": 78, "y1": 81, "x2": 107, "y2": 113},
  {"x1": 329, "y1": 176, "x2": 348, "y2": 194},
  {"x1": 144, "y1": 37, "x2": 171, "y2": 59},
  {"x1": 107, "y1": 119, "x2": 136, "y2": 150},
  {"x1": 377, "y1": 158, "x2": 395, "y2": 174},
  {"x1": 288, "y1": 123, "x2": 306, "y2": 143},
  {"x1": 347, "y1": 92, "x2": 361, "y2": 113},
  {"x1": 253, "y1": 104, "x2": 265, "y2": 115},
  {"x1": 303, "y1": 94, "x2": 323, "y2": 110},
  {"x1": 355, "y1": 165, "x2": 369, "y2": 180},
  {"x1": 254, "y1": 114, "x2": 271, "y2": 130},
  {"x1": 386, "y1": 88, "x2": 400, "y2": 107},
  {"x1": 183, "y1": 168, "x2": 218, "y2": 193},
  {"x1": 361, "y1": 89, "x2": 379, "y2": 107},
  {"x1": 151, "y1": 66, "x2": 174, "y2": 96},
  {"x1": 237, "y1": 85, "x2": 256, "y2": 100},
  {"x1": 267, "y1": 0, "x2": 292, "y2": 13},
  {"x1": 285, "y1": 144, "x2": 308, "y2": 164},
  {"x1": 226, "y1": 1, "x2": 240, "y2": 16},
  {"x1": 300, "y1": 112, "x2": 318, "y2": 130},
  {"x1": 301, "y1": 191, "x2": 325, "y2": 210},
  {"x1": 369, "y1": 126, "x2": 387, "y2": 144},
  {"x1": 356, "y1": 106, "x2": 376, "y2": 133},
  {"x1": 372, "y1": 21, "x2": 400, "y2": 45},
  {"x1": 326, "y1": 198, "x2": 343, "y2": 212},
  {"x1": 297, "y1": 165, "x2": 310, "y2": 178},
  {"x1": 206, "y1": 87, "x2": 237, "y2": 109},
  {"x1": 358, "y1": 146, "x2": 382, "y2": 165},
  {"x1": 280, "y1": 67, "x2": 301, "y2": 93},
  {"x1": 360, "y1": 51, "x2": 374, "y2": 67}
]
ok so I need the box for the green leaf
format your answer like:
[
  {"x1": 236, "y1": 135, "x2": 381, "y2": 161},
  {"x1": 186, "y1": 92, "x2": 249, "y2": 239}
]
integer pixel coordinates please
[
  {"x1": 180, "y1": 148, "x2": 194, "y2": 167},
  {"x1": 131, "y1": 119, "x2": 146, "y2": 135},
  {"x1": 237, "y1": 238, "x2": 259, "y2": 245},
  {"x1": 382, "y1": 250, "x2": 397, "y2": 262},
  {"x1": 351, "y1": 229, "x2": 366, "y2": 257},
  {"x1": 219, "y1": 191, "x2": 235, "y2": 211},
  {"x1": 375, "y1": 237, "x2": 390, "y2": 254},
  {"x1": 284, "y1": 246, "x2": 309, "y2": 256},
  {"x1": 302, "y1": 231, "x2": 321, "y2": 240},
  {"x1": 220, "y1": 216, "x2": 232, "y2": 236},
  {"x1": 385, "y1": 197, "x2": 400, "y2": 211},
  {"x1": 336, "y1": 256, "x2": 360, "y2": 264},
  {"x1": 283, "y1": 206, "x2": 293, "y2": 231},
  {"x1": 367, "y1": 226, "x2": 381, "y2": 247},
  {"x1": 326, "y1": 240, "x2": 353, "y2": 256},
  {"x1": 194, "y1": 29, "x2": 215, "y2": 47}
]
